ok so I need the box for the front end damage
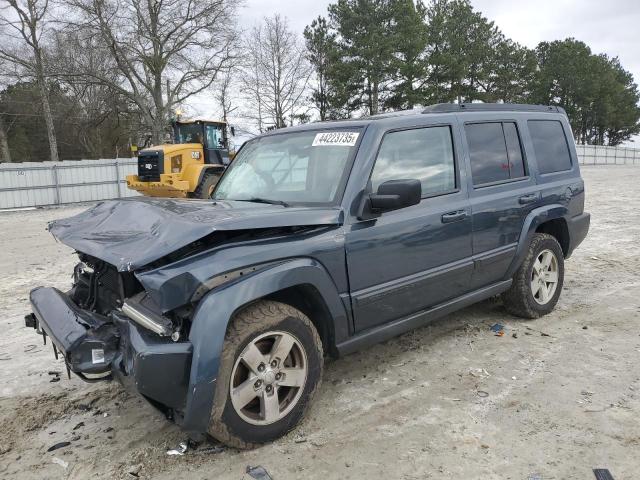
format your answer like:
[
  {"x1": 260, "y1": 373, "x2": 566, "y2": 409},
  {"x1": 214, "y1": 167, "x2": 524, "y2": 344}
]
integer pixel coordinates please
[
  {"x1": 26, "y1": 255, "x2": 193, "y2": 417},
  {"x1": 25, "y1": 197, "x2": 344, "y2": 435}
]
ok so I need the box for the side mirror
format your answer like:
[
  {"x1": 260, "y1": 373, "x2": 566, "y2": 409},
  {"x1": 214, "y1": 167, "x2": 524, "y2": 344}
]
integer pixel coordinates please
[{"x1": 358, "y1": 179, "x2": 421, "y2": 220}]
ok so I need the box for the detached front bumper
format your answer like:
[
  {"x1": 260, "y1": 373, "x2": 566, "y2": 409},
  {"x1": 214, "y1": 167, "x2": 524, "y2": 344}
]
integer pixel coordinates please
[{"x1": 27, "y1": 287, "x2": 193, "y2": 410}]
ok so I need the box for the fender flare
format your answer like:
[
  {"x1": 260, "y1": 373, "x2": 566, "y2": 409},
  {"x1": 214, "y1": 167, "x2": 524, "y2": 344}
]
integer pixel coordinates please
[
  {"x1": 180, "y1": 257, "x2": 348, "y2": 434},
  {"x1": 504, "y1": 204, "x2": 569, "y2": 279}
]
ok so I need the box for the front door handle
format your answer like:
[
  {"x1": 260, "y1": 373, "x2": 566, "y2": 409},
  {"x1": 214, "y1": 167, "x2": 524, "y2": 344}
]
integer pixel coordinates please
[
  {"x1": 519, "y1": 193, "x2": 539, "y2": 205},
  {"x1": 441, "y1": 210, "x2": 468, "y2": 223}
]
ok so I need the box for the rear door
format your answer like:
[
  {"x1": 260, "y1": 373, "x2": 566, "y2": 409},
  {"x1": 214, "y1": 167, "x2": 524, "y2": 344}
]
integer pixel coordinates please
[
  {"x1": 461, "y1": 117, "x2": 540, "y2": 288},
  {"x1": 346, "y1": 123, "x2": 474, "y2": 332}
]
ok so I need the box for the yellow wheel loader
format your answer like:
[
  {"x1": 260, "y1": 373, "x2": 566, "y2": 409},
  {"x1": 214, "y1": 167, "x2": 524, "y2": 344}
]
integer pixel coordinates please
[{"x1": 126, "y1": 119, "x2": 232, "y2": 198}]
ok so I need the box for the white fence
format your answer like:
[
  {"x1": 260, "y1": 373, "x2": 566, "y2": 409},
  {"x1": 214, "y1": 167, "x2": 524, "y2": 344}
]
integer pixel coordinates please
[
  {"x1": 575, "y1": 144, "x2": 640, "y2": 166},
  {"x1": 0, "y1": 144, "x2": 638, "y2": 209},
  {"x1": 0, "y1": 158, "x2": 139, "y2": 209}
]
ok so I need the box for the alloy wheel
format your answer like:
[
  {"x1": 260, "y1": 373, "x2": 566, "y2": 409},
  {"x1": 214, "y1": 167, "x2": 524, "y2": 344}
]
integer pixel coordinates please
[
  {"x1": 530, "y1": 249, "x2": 559, "y2": 305},
  {"x1": 230, "y1": 331, "x2": 308, "y2": 426}
]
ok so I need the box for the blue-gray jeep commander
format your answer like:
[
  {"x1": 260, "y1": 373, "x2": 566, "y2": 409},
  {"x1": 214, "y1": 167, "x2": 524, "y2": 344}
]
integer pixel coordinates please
[{"x1": 26, "y1": 103, "x2": 590, "y2": 447}]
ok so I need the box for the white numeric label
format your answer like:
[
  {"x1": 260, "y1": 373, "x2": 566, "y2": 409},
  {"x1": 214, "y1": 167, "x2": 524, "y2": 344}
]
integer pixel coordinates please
[{"x1": 312, "y1": 132, "x2": 360, "y2": 147}]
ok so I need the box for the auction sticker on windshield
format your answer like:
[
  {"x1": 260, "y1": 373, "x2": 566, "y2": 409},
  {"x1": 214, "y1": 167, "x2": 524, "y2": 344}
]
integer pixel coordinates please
[{"x1": 312, "y1": 131, "x2": 360, "y2": 147}]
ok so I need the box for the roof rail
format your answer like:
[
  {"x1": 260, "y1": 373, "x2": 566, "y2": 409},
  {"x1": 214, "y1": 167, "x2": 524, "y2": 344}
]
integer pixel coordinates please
[{"x1": 421, "y1": 103, "x2": 566, "y2": 115}]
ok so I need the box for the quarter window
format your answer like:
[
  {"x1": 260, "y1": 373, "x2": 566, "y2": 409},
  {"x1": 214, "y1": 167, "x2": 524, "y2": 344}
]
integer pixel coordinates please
[
  {"x1": 528, "y1": 120, "x2": 572, "y2": 174},
  {"x1": 371, "y1": 126, "x2": 456, "y2": 197},
  {"x1": 465, "y1": 122, "x2": 527, "y2": 186}
]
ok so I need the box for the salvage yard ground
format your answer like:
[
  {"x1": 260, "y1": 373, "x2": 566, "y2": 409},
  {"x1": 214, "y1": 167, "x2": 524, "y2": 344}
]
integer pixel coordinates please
[{"x1": 1, "y1": 166, "x2": 639, "y2": 480}]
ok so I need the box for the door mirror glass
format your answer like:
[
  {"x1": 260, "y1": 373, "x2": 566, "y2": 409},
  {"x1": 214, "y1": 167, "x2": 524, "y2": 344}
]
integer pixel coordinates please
[{"x1": 369, "y1": 179, "x2": 421, "y2": 213}]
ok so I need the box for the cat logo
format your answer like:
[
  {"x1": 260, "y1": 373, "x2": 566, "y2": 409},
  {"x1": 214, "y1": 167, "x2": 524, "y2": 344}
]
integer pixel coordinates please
[{"x1": 191, "y1": 151, "x2": 201, "y2": 159}]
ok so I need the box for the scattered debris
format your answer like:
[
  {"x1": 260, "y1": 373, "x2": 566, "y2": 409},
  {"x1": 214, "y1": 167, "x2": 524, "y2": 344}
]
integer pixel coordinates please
[
  {"x1": 512, "y1": 332, "x2": 518, "y2": 339},
  {"x1": 512, "y1": 376, "x2": 517, "y2": 380},
  {"x1": 583, "y1": 326, "x2": 588, "y2": 330},
  {"x1": 477, "y1": 390, "x2": 489, "y2": 398},
  {"x1": 490, "y1": 323, "x2": 505, "y2": 336},
  {"x1": 73, "y1": 422, "x2": 85, "y2": 431},
  {"x1": 166, "y1": 441, "x2": 188, "y2": 456},
  {"x1": 195, "y1": 445, "x2": 225, "y2": 455},
  {"x1": 246, "y1": 465, "x2": 273, "y2": 480},
  {"x1": 127, "y1": 464, "x2": 142, "y2": 477},
  {"x1": 51, "y1": 457, "x2": 69, "y2": 469},
  {"x1": 293, "y1": 431, "x2": 307, "y2": 443},
  {"x1": 104, "y1": 427, "x2": 114, "y2": 433},
  {"x1": 103, "y1": 412, "x2": 109, "y2": 418},
  {"x1": 469, "y1": 368, "x2": 491, "y2": 378},
  {"x1": 593, "y1": 468, "x2": 615, "y2": 480},
  {"x1": 525, "y1": 326, "x2": 552, "y2": 337},
  {"x1": 47, "y1": 441, "x2": 71, "y2": 452}
]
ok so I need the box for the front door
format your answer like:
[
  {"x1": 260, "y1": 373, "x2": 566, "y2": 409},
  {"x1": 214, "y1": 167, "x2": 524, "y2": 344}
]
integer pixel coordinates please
[{"x1": 346, "y1": 124, "x2": 473, "y2": 332}]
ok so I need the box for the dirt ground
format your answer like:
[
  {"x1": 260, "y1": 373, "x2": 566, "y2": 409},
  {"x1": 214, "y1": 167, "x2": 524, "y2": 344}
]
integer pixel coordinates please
[{"x1": 0, "y1": 165, "x2": 639, "y2": 480}]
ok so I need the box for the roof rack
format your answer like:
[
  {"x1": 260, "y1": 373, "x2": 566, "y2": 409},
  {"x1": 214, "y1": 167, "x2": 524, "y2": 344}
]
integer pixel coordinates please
[{"x1": 421, "y1": 103, "x2": 565, "y2": 114}]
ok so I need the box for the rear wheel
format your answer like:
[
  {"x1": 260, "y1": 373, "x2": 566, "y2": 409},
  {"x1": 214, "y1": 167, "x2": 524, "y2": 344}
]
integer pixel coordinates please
[
  {"x1": 189, "y1": 171, "x2": 221, "y2": 199},
  {"x1": 503, "y1": 233, "x2": 564, "y2": 319},
  {"x1": 207, "y1": 301, "x2": 323, "y2": 448}
]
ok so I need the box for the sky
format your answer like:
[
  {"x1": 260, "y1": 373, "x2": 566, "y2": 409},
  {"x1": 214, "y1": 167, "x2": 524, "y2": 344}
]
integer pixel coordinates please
[
  {"x1": 198, "y1": 0, "x2": 640, "y2": 143},
  {"x1": 237, "y1": 0, "x2": 640, "y2": 81}
]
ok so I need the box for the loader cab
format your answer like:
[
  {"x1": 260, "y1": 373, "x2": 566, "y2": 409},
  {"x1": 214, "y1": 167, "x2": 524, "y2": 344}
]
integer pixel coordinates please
[{"x1": 173, "y1": 120, "x2": 231, "y2": 166}]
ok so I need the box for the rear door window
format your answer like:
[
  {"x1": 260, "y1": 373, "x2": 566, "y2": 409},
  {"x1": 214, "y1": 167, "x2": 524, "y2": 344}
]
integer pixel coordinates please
[
  {"x1": 528, "y1": 120, "x2": 572, "y2": 174},
  {"x1": 465, "y1": 122, "x2": 527, "y2": 186}
]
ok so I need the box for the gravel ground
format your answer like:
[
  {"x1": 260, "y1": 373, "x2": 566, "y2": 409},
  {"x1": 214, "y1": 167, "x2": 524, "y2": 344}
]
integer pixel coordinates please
[{"x1": 0, "y1": 166, "x2": 639, "y2": 480}]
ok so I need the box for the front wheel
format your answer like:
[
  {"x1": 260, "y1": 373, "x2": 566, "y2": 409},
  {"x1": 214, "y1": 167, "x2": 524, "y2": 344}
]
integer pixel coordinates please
[
  {"x1": 207, "y1": 301, "x2": 323, "y2": 448},
  {"x1": 503, "y1": 233, "x2": 565, "y2": 319},
  {"x1": 189, "y1": 172, "x2": 221, "y2": 199}
]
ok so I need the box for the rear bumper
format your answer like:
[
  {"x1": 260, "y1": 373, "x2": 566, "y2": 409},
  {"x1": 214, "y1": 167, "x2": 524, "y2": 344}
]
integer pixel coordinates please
[
  {"x1": 28, "y1": 287, "x2": 192, "y2": 410},
  {"x1": 566, "y1": 211, "x2": 590, "y2": 258}
]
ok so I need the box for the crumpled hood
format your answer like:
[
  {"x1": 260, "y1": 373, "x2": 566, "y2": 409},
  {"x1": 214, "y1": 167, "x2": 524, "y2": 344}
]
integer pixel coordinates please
[{"x1": 48, "y1": 197, "x2": 343, "y2": 271}]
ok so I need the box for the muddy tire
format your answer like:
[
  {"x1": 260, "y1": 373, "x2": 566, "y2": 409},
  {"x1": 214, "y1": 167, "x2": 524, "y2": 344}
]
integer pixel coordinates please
[
  {"x1": 207, "y1": 301, "x2": 323, "y2": 449},
  {"x1": 503, "y1": 233, "x2": 565, "y2": 319},
  {"x1": 189, "y1": 172, "x2": 221, "y2": 199}
]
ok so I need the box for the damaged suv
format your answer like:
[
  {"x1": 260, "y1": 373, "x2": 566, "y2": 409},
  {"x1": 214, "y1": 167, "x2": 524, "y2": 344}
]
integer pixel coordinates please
[{"x1": 27, "y1": 104, "x2": 590, "y2": 447}]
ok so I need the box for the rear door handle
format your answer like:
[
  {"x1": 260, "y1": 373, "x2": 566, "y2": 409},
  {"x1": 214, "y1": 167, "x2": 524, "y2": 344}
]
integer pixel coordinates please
[
  {"x1": 519, "y1": 193, "x2": 539, "y2": 205},
  {"x1": 441, "y1": 210, "x2": 468, "y2": 223}
]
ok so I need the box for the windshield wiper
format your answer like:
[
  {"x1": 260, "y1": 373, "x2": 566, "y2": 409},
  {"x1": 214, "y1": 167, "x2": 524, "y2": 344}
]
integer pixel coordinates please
[{"x1": 239, "y1": 197, "x2": 290, "y2": 207}]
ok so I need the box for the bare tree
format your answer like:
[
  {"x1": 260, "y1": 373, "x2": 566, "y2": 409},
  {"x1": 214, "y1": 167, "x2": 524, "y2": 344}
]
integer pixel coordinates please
[
  {"x1": 64, "y1": 0, "x2": 239, "y2": 144},
  {"x1": 0, "y1": 0, "x2": 59, "y2": 162},
  {"x1": 243, "y1": 15, "x2": 311, "y2": 130},
  {"x1": 215, "y1": 68, "x2": 237, "y2": 125},
  {"x1": 51, "y1": 30, "x2": 132, "y2": 157}
]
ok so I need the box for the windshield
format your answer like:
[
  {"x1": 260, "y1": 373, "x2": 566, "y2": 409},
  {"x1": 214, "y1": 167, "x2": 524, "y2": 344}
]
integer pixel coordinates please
[
  {"x1": 213, "y1": 129, "x2": 362, "y2": 205},
  {"x1": 174, "y1": 124, "x2": 203, "y2": 144}
]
